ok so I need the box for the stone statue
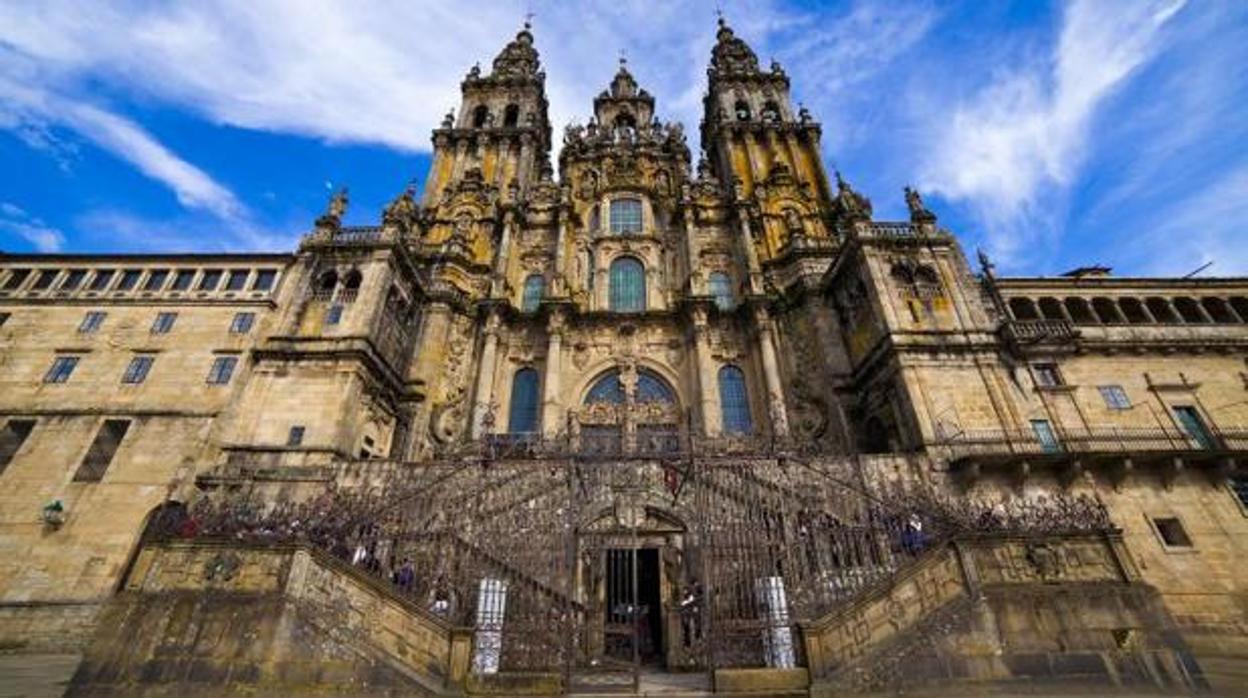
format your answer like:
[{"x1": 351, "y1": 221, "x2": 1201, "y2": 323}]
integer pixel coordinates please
[
  {"x1": 905, "y1": 186, "x2": 936, "y2": 223},
  {"x1": 835, "y1": 172, "x2": 872, "y2": 221},
  {"x1": 328, "y1": 187, "x2": 349, "y2": 219},
  {"x1": 382, "y1": 182, "x2": 418, "y2": 229},
  {"x1": 442, "y1": 110, "x2": 454, "y2": 128}
]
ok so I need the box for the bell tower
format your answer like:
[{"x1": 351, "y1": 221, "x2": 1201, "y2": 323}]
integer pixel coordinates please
[
  {"x1": 423, "y1": 22, "x2": 552, "y2": 206},
  {"x1": 699, "y1": 18, "x2": 838, "y2": 268}
]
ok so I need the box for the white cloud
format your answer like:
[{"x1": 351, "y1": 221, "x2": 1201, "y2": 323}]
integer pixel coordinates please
[
  {"x1": 918, "y1": 0, "x2": 1187, "y2": 262},
  {"x1": 1124, "y1": 164, "x2": 1248, "y2": 276},
  {"x1": 0, "y1": 201, "x2": 66, "y2": 252},
  {"x1": 74, "y1": 209, "x2": 298, "y2": 254}
]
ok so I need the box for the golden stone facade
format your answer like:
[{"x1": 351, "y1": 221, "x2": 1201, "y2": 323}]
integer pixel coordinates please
[{"x1": 1, "y1": 20, "x2": 1247, "y2": 696}]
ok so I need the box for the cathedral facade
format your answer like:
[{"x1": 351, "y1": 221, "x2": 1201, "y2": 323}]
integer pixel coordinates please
[{"x1": 2, "y1": 21, "x2": 1247, "y2": 696}]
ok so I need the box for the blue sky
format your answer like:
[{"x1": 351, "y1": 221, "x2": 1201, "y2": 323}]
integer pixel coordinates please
[{"x1": 1, "y1": 0, "x2": 1244, "y2": 276}]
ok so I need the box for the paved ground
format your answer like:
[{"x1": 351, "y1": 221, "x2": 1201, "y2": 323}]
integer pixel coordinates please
[{"x1": 0, "y1": 654, "x2": 79, "y2": 698}]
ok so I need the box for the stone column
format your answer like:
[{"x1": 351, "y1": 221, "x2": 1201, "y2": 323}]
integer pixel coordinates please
[
  {"x1": 470, "y1": 311, "x2": 502, "y2": 438},
  {"x1": 755, "y1": 309, "x2": 789, "y2": 437},
  {"x1": 739, "y1": 216, "x2": 765, "y2": 295},
  {"x1": 491, "y1": 215, "x2": 513, "y2": 297},
  {"x1": 692, "y1": 309, "x2": 721, "y2": 436},
  {"x1": 542, "y1": 310, "x2": 566, "y2": 436}
]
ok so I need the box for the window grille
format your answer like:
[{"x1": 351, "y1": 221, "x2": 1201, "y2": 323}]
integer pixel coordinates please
[
  {"x1": 609, "y1": 198, "x2": 643, "y2": 234},
  {"x1": 609, "y1": 257, "x2": 645, "y2": 312},
  {"x1": 507, "y1": 368, "x2": 541, "y2": 433},
  {"x1": 121, "y1": 356, "x2": 154, "y2": 384},
  {"x1": 151, "y1": 312, "x2": 177, "y2": 334},
  {"x1": 79, "y1": 311, "x2": 106, "y2": 333},
  {"x1": 718, "y1": 366, "x2": 753, "y2": 434},
  {"x1": 44, "y1": 356, "x2": 79, "y2": 384},
  {"x1": 709, "y1": 272, "x2": 734, "y2": 310},
  {"x1": 1098, "y1": 385, "x2": 1131, "y2": 410},
  {"x1": 230, "y1": 312, "x2": 255, "y2": 334},
  {"x1": 521, "y1": 275, "x2": 544, "y2": 313},
  {"x1": 206, "y1": 356, "x2": 238, "y2": 385}
]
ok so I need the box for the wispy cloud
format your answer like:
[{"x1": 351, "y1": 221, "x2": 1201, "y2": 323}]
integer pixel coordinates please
[
  {"x1": 0, "y1": 201, "x2": 66, "y2": 252},
  {"x1": 74, "y1": 209, "x2": 298, "y2": 254},
  {"x1": 918, "y1": 0, "x2": 1187, "y2": 263}
]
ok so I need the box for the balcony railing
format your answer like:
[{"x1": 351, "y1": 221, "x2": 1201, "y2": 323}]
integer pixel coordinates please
[
  {"x1": 999, "y1": 319, "x2": 1079, "y2": 344},
  {"x1": 332, "y1": 226, "x2": 383, "y2": 245},
  {"x1": 939, "y1": 424, "x2": 1248, "y2": 460}
]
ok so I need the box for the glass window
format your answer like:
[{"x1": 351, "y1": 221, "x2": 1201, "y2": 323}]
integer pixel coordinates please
[
  {"x1": 1231, "y1": 476, "x2": 1248, "y2": 510},
  {"x1": 171, "y1": 269, "x2": 196, "y2": 291},
  {"x1": 608, "y1": 257, "x2": 645, "y2": 312},
  {"x1": 61, "y1": 269, "x2": 87, "y2": 290},
  {"x1": 1031, "y1": 419, "x2": 1060, "y2": 453},
  {"x1": 287, "y1": 426, "x2": 305, "y2": 447},
  {"x1": 225, "y1": 270, "x2": 249, "y2": 291},
  {"x1": 507, "y1": 368, "x2": 541, "y2": 433},
  {"x1": 325, "y1": 304, "x2": 344, "y2": 325},
  {"x1": 1032, "y1": 363, "x2": 1062, "y2": 387},
  {"x1": 521, "y1": 275, "x2": 544, "y2": 312},
  {"x1": 1173, "y1": 406, "x2": 1215, "y2": 450},
  {"x1": 143, "y1": 269, "x2": 169, "y2": 291},
  {"x1": 1098, "y1": 385, "x2": 1131, "y2": 410},
  {"x1": 0, "y1": 312, "x2": 8, "y2": 328},
  {"x1": 718, "y1": 366, "x2": 753, "y2": 434},
  {"x1": 151, "y1": 312, "x2": 177, "y2": 334},
  {"x1": 88, "y1": 270, "x2": 115, "y2": 291},
  {"x1": 709, "y1": 272, "x2": 734, "y2": 311},
  {"x1": 198, "y1": 270, "x2": 222, "y2": 291},
  {"x1": 116, "y1": 269, "x2": 142, "y2": 291},
  {"x1": 0, "y1": 419, "x2": 36, "y2": 473},
  {"x1": 79, "y1": 311, "x2": 107, "y2": 333},
  {"x1": 31, "y1": 269, "x2": 58, "y2": 290},
  {"x1": 206, "y1": 356, "x2": 238, "y2": 385},
  {"x1": 609, "y1": 198, "x2": 643, "y2": 234},
  {"x1": 230, "y1": 312, "x2": 255, "y2": 334},
  {"x1": 121, "y1": 356, "x2": 155, "y2": 384},
  {"x1": 584, "y1": 369, "x2": 675, "y2": 406},
  {"x1": 252, "y1": 269, "x2": 277, "y2": 291},
  {"x1": 586, "y1": 372, "x2": 626, "y2": 404},
  {"x1": 2, "y1": 269, "x2": 30, "y2": 290},
  {"x1": 72, "y1": 419, "x2": 130, "y2": 482},
  {"x1": 44, "y1": 356, "x2": 79, "y2": 383}
]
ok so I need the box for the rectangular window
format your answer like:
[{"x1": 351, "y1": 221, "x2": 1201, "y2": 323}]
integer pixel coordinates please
[
  {"x1": 287, "y1": 426, "x2": 305, "y2": 446},
  {"x1": 0, "y1": 419, "x2": 36, "y2": 474},
  {"x1": 198, "y1": 269, "x2": 222, "y2": 291},
  {"x1": 61, "y1": 269, "x2": 87, "y2": 290},
  {"x1": 1153, "y1": 517, "x2": 1193, "y2": 548},
  {"x1": 121, "y1": 355, "x2": 155, "y2": 384},
  {"x1": 609, "y1": 198, "x2": 643, "y2": 234},
  {"x1": 325, "y1": 304, "x2": 344, "y2": 325},
  {"x1": 1230, "y1": 476, "x2": 1248, "y2": 511},
  {"x1": 151, "y1": 312, "x2": 177, "y2": 334},
  {"x1": 206, "y1": 356, "x2": 238, "y2": 385},
  {"x1": 1032, "y1": 363, "x2": 1063, "y2": 387},
  {"x1": 0, "y1": 312, "x2": 9, "y2": 328},
  {"x1": 43, "y1": 356, "x2": 79, "y2": 384},
  {"x1": 224, "y1": 270, "x2": 249, "y2": 291},
  {"x1": 116, "y1": 269, "x2": 142, "y2": 291},
  {"x1": 1173, "y1": 405, "x2": 1216, "y2": 450},
  {"x1": 88, "y1": 270, "x2": 115, "y2": 291},
  {"x1": 1031, "y1": 419, "x2": 1060, "y2": 453},
  {"x1": 2, "y1": 269, "x2": 30, "y2": 290},
  {"x1": 1098, "y1": 385, "x2": 1131, "y2": 410},
  {"x1": 72, "y1": 419, "x2": 130, "y2": 483},
  {"x1": 31, "y1": 269, "x2": 58, "y2": 290},
  {"x1": 171, "y1": 269, "x2": 196, "y2": 291},
  {"x1": 230, "y1": 312, "x2": 255, "y2": 334},
  {"x1": 252, "y1": 269, "x2": 277, "y2": 291},
  {"x1": 143, "y1": 269, "x2": 169, "y2": 291},
  {"x1": 78, "y1": 311, "x2": 107, "y2": 333}
]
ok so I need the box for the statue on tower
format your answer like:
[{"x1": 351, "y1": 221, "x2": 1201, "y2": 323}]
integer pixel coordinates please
[
  {"x1": 316, "y1": 186, "x2": 349, "y2": 229},
  {"x1": 382, "y1": 182, "x2": 419, "y2": 232},
  {"x1": 904, "y1": 186, "x2": 936, "y2": 224},
  {"x1": 834, "y1": 172, "x2": 872, "y2": 222}
]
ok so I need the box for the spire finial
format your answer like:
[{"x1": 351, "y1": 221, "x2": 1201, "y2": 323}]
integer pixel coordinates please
[{"x1": 618, "y1": 48, "x2": 627, "y2": 67}]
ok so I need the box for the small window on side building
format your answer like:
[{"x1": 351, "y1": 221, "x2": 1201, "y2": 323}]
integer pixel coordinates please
[
  {"x1": 61, "y1": 269, "x2": 87, "y2": 290},
  {"x1": 1032, "y1": 363, "x2": 1063, "y2": 387},
  {"x1": 198, "y1": 270, "x2": 223, "y2": 291},
  {"x1": 171, "y1": 270, "x2": 196, "y2": 291},
  {"x1": 116, "y1": 270, "x2": 142, "y2": 291},
  {"x1": 252, "y1": 269, "x2": 277, "y2": 291},
  {"x1": 143, "y1": 269, "x2": 169, "y2": 291},
  {"x1": 31, "y1": 270, "x2": 59, "y2": 290},
  {"x1": 206, "y1": 356, "x2": 238, "y2": 385},
  {"x1": 225, "y1": 270, "x2": 249, "y2": 291},
  {"x1": 121, "y1": 356, "x2": 155, "y2": 384},
  {"x1": 2, "y1": 269, "x2": 30, "y2": 290},
  {"x1": 1153, "y1": 517, "x2": 1192, "y2": 548},
  {"x1": 78, "y1": 311, "x2": 107, "y2": 333},
  {"x1": 151, "y1": 312, "x2": 177, "y2": 334},
  {"x1": 88, "y1": 270, "x2": 115, "y2": 291},
  {"x1": 1098, "y1": 385, "x2": 1131, "y2": 410},
  {"x1": 44, "y1": 356, "x2": 79, "y2": 383},
  {"x1": 230, "y1": 312, "x2": 255, "y2": 334},
  {"x1": 287, "y1": 426, "x2": 305, "y2": 447}
]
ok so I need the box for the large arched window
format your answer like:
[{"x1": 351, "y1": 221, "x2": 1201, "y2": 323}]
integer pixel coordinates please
[
  {"x1": 507, "y1": 368, "x2": 540, "y2": 433},
  {"x1": 585, "y1": 368, "x2": 676, "y2": 405},
  {"x1": 472, "y1": 105, "x2": 489, "y2": 128},
  {"x1": 503, "y1": 104, "x2": 520, "y2": 127},
  {"x1": 718, "y1": 365, "x2": 753, "y2": 434},
  {"x1": 609, "y1": 198, "x2": 643, "y2": 234},
  {"x1": 609, "y1": 257, "x2": 646, "y2": 312},
  {"x1": 521, "y1": 274, "x2": 544, "y2": 312},
  {"x1": 709, "y1": 272, "x2": 734, "y2": 311}
]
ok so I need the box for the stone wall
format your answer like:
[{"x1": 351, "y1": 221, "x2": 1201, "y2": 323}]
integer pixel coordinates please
[
  {"x1": 69, "y1": 541, "x2": 469, "y2": 696},
  {"x1": 802, "y1": 533, "x2": 1211, "y2": 695}
]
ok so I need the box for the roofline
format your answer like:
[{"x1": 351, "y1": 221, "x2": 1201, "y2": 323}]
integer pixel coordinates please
[
  {"x1": 0, "y1": 252, "x2": 297, "y2": 264},
  {"x1": 995, "y1": 275, "x2": 1248, "y2": 288}
]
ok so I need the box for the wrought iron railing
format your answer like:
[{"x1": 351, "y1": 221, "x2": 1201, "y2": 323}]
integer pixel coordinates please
[
  {"x1": 939, "y1": 424, "x2": 1248, "y2": 459},
  {"x1": 332, "y1": 226, "x2": 384, "y2": 245}
]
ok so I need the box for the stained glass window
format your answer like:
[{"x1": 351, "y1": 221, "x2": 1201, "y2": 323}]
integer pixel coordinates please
[
  {"x1": 584, "y1": 369, "x2": 675, "y2": 405},
  {"x1": 609, "y1": 198, "x2": 643, "y2": 234},
  {"x1": 609, "y1": 257, "x2": 645, "y2": 312},
  {"x1": 709, "y1": 272, "x2": 734, "y2": 310},
  {"x1": 508, "y1": 368, "x2": 540, "y2": 433},
  {"x1": 521, "y1": 275, "x2": 544, "y2": 313},
  {"x1": 718, "y1": 366, "x2": 753, "y2": 434}
]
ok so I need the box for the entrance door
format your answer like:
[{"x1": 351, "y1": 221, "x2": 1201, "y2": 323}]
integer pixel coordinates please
[{"x1": 604, "y1": 548, "x2": 663, "y2": 665}]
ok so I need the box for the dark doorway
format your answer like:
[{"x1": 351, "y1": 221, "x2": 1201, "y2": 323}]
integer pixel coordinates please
[{"x1": 604, "y1": 548, "x2": 663, "y2": 665}]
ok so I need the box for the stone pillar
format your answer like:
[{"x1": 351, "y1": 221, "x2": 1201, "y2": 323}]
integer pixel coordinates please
[
  {"x1": 755, "y1": 309, "x2": 789, "y2": 437},
  {"x1": 542, "y1": 310, "x2": 566, "y2": 436},
  {"x1": 692, "y1": 309, "x2": 721, "y2": 436},
  {"x1": 739, "y1": 216, "x2": 765, "y2": 295},
  {"x1": 517, "y1": 133, "x2": 534, "y2": 191},
  {"x1": 470, "y1": 311, "x2": 502, "y2": 438},
  {"x1": 491, "y1": 215, "x2": 513, "y2": 297}
]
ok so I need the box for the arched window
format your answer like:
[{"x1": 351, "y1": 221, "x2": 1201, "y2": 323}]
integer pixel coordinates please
[
  {"x1": 609, "y1": 257, "x2": 646, "y2": 312},
  {"x1": 614, "y1": 113, "x2": 636, "y2": 130},
  {"x1": 584, "y1": 368, "x2": 676, "y2": 405},
  {"x1": 609, "y1": 198, "x2": 643, "y2": 234},
  {"x1": 316, "y1": 270, "x2": 338, "y2": 294},
  {"x1": 718, "y1": 366, "x2": 753, "y2": 434},
  {"x1": 472, "y1": 105, "x2": 489, "y2": 128},
  {"x1": 734, "y1": 100, "x2": 751, "y2": 121},
  {"x1": 503, "y1": 104, "x2": 520, "y2": 127},
  {"x1": 521, "y1": 274, "x2": 544, "y2": 312},
  {"x1": 1008, "y1": 297, "x2": 1039, "y2": 320},
  {"x1": 709, "y1": 272, "x2": 734, "y2": 311},
  {"x1": 507, "y1": 368, "x2": 540, "y2": 433},
  {"x1": 760, "y1": 101, "x2": 780, "y2": 123}
]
